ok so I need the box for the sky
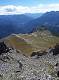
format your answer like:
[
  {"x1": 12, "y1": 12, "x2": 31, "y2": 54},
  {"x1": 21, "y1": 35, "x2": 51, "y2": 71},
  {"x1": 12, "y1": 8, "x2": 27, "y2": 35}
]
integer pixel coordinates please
[{"x1": 0, "y1": 0, "x2": 59, "y2": 15}]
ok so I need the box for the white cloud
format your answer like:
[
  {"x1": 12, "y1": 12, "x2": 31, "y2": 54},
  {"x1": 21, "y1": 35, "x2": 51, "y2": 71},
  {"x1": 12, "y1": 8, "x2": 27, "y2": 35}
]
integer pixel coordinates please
[{"x1": 0, "y1": 4, "x2": 59, "y2": 15}]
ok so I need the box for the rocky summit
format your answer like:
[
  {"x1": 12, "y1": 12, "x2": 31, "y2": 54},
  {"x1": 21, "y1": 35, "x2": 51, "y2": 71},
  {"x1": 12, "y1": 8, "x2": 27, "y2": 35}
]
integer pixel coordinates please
[{"x1": 0, "y1": 42, "x2": 58, "y2": 80}]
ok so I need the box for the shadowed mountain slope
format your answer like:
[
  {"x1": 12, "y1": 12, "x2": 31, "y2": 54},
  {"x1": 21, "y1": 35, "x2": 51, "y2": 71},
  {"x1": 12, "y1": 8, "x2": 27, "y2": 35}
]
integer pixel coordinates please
[
  {"x1": 24, "y1": 11, "x2": 59, "y2": 34},
  {"x1": 0, "y1": 14, "x2": 33, "y2": 38}
]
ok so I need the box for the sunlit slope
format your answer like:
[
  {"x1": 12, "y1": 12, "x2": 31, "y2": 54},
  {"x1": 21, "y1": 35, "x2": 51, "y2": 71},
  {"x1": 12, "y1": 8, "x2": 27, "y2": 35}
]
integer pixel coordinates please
[
  {"x1": 4, "y1": 30, "x2": 59, "y2": 56},
  {"x1": 18, "y1": 30, "x2": 59, "y2": 51}
]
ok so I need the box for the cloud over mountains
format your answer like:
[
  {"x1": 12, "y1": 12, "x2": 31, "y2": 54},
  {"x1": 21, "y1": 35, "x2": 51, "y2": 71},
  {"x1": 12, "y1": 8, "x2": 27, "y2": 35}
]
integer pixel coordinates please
[{"x1": 0, "y1": 4, "x2": 59, "y2": 15}]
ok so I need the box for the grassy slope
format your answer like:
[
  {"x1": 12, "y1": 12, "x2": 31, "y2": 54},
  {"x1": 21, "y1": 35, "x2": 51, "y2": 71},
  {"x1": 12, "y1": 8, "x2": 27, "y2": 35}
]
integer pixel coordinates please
[
  {"x1": 18, "y1": 30, "x2": 59, "y2": 51},
  {"x1": 4, "y1": 30, "x2": 59, "y2": 56},
  {"x1": 4, "y1": 34, "x2": 33, "y2": 56}
]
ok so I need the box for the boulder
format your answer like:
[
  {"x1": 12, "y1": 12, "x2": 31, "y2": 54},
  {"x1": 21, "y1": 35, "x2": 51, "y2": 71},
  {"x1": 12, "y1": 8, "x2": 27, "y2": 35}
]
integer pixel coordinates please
[
  {"x1": 55, "y1": 63, "x2": 59, "y2": 67},
  {"x1": 17, "y1": 60, "x2": 23, "y2": 69}
]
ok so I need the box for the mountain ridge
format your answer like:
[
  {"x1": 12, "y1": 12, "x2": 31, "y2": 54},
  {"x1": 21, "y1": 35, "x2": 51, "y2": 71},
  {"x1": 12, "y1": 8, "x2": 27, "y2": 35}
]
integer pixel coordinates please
[
  {"x1": 1, "y1": 28, "x2": 59, "y2": 56},
  {"x1": 0, "y1": 11, "x2": 59, "y2": 38},
  {"x1": 23, "y1": 11, "x2": 59, "y2": 35}
]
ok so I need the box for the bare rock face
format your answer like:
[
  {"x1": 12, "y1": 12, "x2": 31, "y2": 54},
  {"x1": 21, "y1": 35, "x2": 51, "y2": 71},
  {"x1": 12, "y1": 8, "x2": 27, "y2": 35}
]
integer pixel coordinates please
[
  {"x1": 0, "y1": 41, "x2": 9, "y2": 54},
  {"x1": 53, "y1": 44, "x2": 59, "y2": 55},
  {"x1": 57, "y1": 71, "x2": 59, "y2": 77}
]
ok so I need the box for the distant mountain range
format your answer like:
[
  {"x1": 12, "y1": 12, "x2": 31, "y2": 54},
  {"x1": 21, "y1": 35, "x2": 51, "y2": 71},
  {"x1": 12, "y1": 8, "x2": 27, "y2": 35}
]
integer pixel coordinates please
[
  {"x1": 0, "y1": 14, "x2": 33, "y2": 38},
  {"x1": 23, "y1": 11, "x2": 59, "y2": 34},
  {"x1": 24, "y1": 13, "x2": 43, "y2": 18},
  {"x1": 0, "y1": 11, "x2": 59, "y2": 38}
]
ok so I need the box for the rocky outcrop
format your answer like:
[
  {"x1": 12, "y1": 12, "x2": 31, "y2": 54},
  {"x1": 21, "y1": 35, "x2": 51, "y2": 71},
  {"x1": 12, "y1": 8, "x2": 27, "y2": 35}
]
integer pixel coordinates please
[
  {"x1": 57, "y1": 71, "x2": 59, "y2": 77},
  {"x1": 0, "y1": 41, "x2": 9, "y2": 54},
  {"x1": 31, "y1": 50, "x2": 47, "y2": 57},
  {"x1": 52, "y1": 44, "x2": 59, "y2": 55}
]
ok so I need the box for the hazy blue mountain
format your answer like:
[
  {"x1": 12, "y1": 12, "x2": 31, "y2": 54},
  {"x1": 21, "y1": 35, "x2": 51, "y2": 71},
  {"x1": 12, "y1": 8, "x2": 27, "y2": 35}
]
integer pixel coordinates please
[
  {"x1": 24, "y1": 13, "x2": 43, "y2": 19},
  {"x1": 0, "y1": 11, "x2": 59, "y2": 38},
  {"x1": 0, "y1": 14, "x2": 33, "y2": 38},
  {"x1": 23, "y1": 11, "x2": 59, "y2": 34}
]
